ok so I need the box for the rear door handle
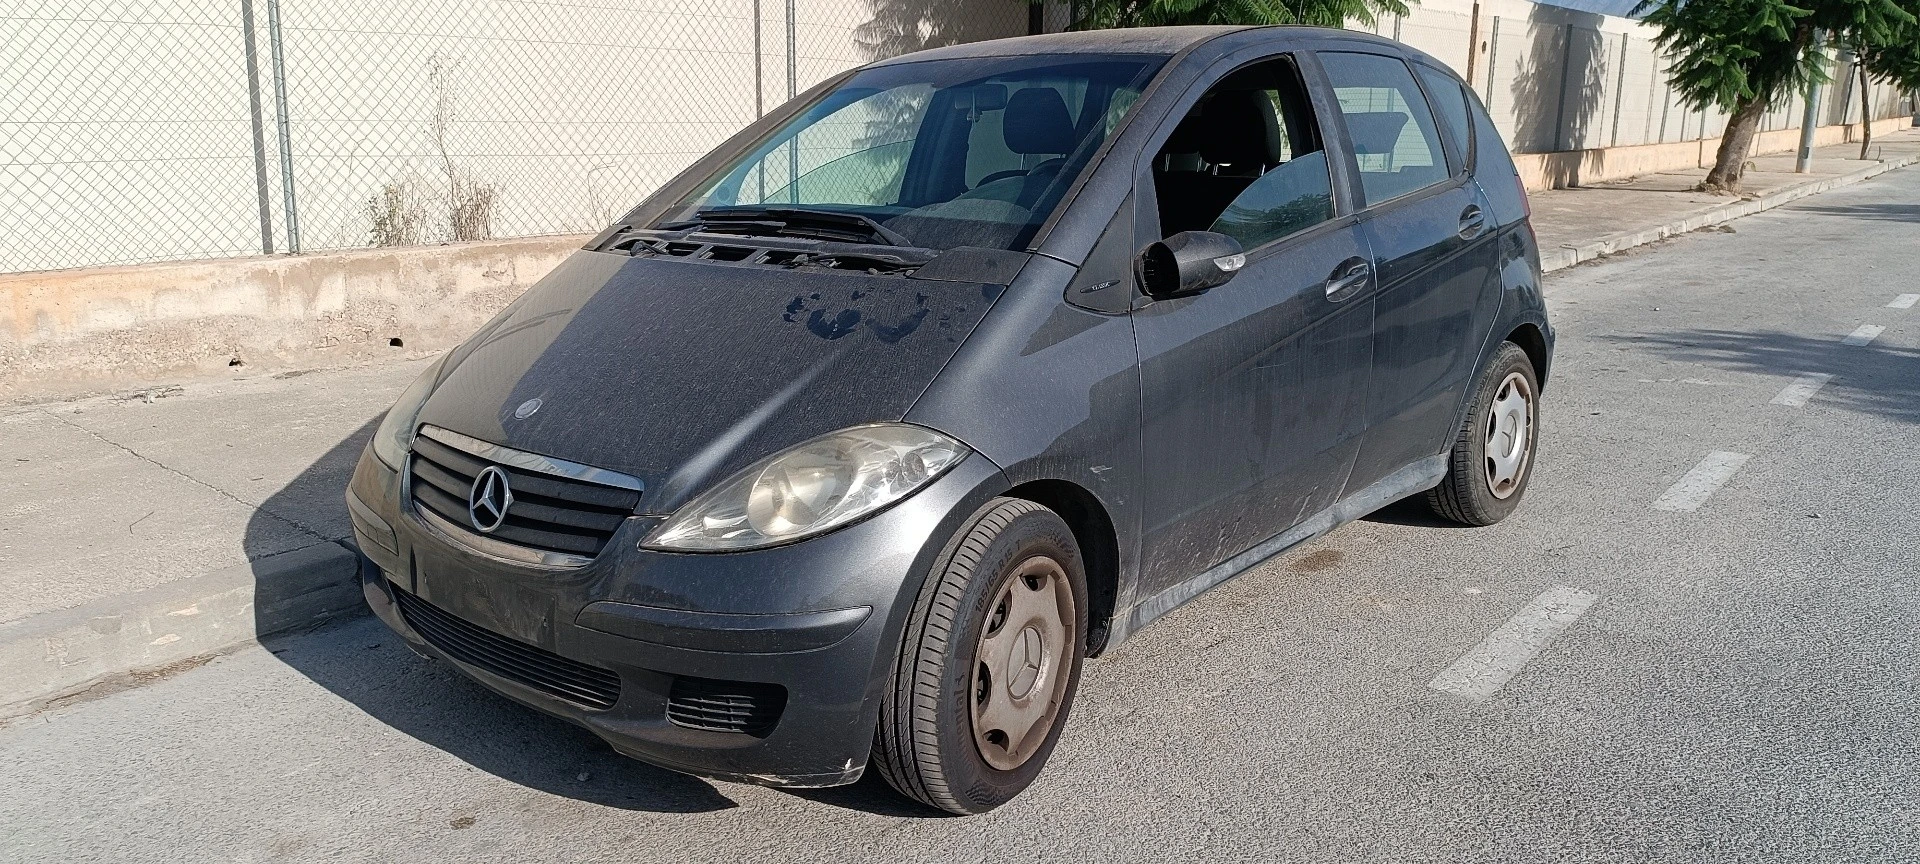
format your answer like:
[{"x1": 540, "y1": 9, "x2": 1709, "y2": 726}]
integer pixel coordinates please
[
  {"x1": 1458, "y1": 205, "x2": 1488, "y2": 240},
  {"x1": 1325, "y1": 258, "x2": 1372, "y2": 301}
]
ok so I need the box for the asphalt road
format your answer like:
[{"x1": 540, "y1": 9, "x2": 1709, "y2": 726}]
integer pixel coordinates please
[{"x1": 5, "y1": 168, "x2": 1918, "y2": 863}]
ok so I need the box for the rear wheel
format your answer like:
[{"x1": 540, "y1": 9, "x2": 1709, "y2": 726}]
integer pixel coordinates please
[
  {"x1": 873, "y1": 497, "x2": 1088, "y2": 814},
  {"x1": 1427, "y1": 342, "x2": 1539, "y2": 526}
]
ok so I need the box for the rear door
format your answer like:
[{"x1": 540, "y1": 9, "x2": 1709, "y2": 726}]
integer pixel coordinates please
[{"x1": 1316, "y1": 51, "x2": 1501, "y2": 489}]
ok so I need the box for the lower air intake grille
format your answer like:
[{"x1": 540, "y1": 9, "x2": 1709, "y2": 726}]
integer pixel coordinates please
[
  {"x1": 667, "y1": 676, "x2": 788, "y2": 737},
  {"x1": 394, "y1": 589, "x2": 621, "y2": 711}
]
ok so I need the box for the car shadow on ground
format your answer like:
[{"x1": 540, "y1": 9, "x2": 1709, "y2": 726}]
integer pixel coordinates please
[
  {"x1": 245, "y1": 417, "x2": 943, "y2": 816},
  {"x1": 1605, "y1": 328, "x2": 1920, "y2": 426},
  {"x1": 1791, "y1": 202, "x2": 1920, "y2": 224},
  {"x1": 1360, "y1": 495, "x2": 1456, "y2": 527}
]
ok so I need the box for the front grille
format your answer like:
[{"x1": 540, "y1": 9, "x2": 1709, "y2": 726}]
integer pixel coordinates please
[
  {"x1": 408, "y1": 432, "x2": 641, "y2": 560},
  {"x1": 394, "y1": 588, "x2": 622, "y2": 711},
  {"x1": 667, "y1": 676, "x2": 788, "y2": 737}
]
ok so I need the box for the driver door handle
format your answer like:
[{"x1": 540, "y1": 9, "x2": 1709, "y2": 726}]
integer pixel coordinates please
[
  {"x1": 1325, "y1": 258, "x2": 1372, "y2": 301},
  {"x1": 1458, "y1": 204, "x2": 1488, "y2": 240}
]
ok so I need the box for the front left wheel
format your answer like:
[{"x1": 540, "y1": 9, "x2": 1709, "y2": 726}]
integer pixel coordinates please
[{"x1": 872, "y1": 497, "x2": 1089, "y2": 815}]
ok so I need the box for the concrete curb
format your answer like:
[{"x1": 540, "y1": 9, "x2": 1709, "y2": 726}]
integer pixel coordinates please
[
  {"x1": 0, "y1": 541, "x2": 364, "y2": 718},
  {"x1": 1540, "y1": 154, "x2": 1920, "y2": 273}
]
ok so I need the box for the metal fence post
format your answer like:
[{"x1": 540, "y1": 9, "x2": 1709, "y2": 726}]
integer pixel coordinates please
[
  {"x1": 239, "y1": 0, "x2": 275, "y2": 254},
  {"x1": 754, "y1": 0, "x2": 763, "y2": 117},
  {"x1": 1551, "y1": 24, "x2": 1575, "y2": 151},
  {"x1": 785, "y1": 0, "x2": 797, "y2": 204},
  {"x1": 266, "y1": 0, "x2": 300, "y2": 253},
  {"x1": 1482, "y1": 17, "x2": 1500, "y2": 110},
  {"x1": 1608, "y1": 31, "x2": 1628, "y2": 147},
  {"x1": 1643, "y1": 49, "x2": 1657, "y2": 144}
]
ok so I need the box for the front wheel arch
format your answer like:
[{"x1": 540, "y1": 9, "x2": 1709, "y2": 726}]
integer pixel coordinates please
[{"x1": 1003, "y1": 479, "x2": 1120, "y2": 658}]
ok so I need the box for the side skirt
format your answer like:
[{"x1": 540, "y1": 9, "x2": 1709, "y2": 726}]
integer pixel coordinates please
[{"x1": 1116, "y1": 454, "x2": 1448, "y2": 644}]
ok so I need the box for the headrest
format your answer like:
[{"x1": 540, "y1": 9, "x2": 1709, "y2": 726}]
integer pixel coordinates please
[
  {"x1": 1004, "y1": 87, "x2": 1075, "y2": 155},
  {"x1": 1344, "y1": 112, "x2": 1410, "y2": 155},
  {"x1": 1196, "y1": 90, "x2": 1282, "y2": 169}
]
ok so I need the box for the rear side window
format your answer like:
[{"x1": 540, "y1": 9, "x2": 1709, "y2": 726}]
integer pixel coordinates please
[
  {"x1": 1415, "y1": 64, "x2": 1474, "y2": 173},
  {"x1": 1318, "y1": 52, "x2": 1451, "y2": 206}
]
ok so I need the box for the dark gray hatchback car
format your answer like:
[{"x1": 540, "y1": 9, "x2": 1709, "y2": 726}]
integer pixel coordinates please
[{"x1": 346, "y1": 25, "x2": 1552, "y2": 813}]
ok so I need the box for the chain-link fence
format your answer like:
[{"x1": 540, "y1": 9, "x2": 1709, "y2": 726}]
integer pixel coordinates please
[
  {"x1": 3, "y1": 0, "x2": 1913, "y2": 274},
  {"x1": 2, "y1": 0, "x2": 1037, "y2": 273}
]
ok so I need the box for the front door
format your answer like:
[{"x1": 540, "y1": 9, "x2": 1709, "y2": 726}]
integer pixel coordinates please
[
  {"x1": 1316, "y1": 50, "x2": 1503, "y2": 488},
  {"x1": 1130, "y1": 53, "x2": 1375, "y2": 599}
]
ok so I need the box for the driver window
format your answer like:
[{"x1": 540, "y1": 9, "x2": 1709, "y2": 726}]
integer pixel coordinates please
[{"x1": 1151, "y1": 56, "x2": 1334, "y2": 249}]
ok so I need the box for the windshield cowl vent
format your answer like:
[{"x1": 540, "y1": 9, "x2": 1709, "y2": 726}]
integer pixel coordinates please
[{"x1": 602, "y1": 231, "x2": 929, "y2": 276}]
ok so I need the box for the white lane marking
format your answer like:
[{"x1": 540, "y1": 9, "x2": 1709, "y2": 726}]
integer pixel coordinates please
[
  {"x1": 1429, "y1": 586, "x2": 1600, "y2": 701},
  {"x1": 1842, "y1": 324, "x2": 1884, "y2": 346},
  {"x1": 1652, "y1": 451, "x2": 1753, "y2": 512},
  {"x1": 1890, "y1": 294, "x2": 1920, "y2": 310},
  {"x1": 1769, "y1": 373, "x2": 1833, "y2": 407}
]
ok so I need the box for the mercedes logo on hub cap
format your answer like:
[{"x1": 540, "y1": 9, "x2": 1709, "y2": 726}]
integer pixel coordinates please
[{"x1": 468, "y1": 465, "x2": 514, "y2": 533}]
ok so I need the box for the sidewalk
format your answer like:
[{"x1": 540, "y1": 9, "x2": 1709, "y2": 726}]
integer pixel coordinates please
[
  {"x1": 4, "y1": 130, "x2": 1917, "y2": 715},
  {"x1": 1530, "y1": 131, "x2": 1920, "y2": 270}
]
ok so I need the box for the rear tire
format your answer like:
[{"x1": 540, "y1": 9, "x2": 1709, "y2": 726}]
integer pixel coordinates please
[
  {"x1": 873, "y1": 497, "x2": 1088, "y2": 815},
  {"x1": 1427, "y1": 342, "x2": 1540, "y2": 526}
]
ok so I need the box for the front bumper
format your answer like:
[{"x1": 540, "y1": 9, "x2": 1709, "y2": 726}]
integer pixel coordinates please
[{"x1": 346, "y1": 444, "x2": 1004, "y2": 787}]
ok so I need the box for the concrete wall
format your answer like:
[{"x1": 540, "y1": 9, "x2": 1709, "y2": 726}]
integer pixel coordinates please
[
  {"x1": 1513, "y1": 116, "x2": 1916, "y2": 190},
  {"x1": 1352, "y1": 0, "x2": 1913, "y2": 155},
  {"x1": 0, "y1": 236, "x2": 581, "y2": 401}
]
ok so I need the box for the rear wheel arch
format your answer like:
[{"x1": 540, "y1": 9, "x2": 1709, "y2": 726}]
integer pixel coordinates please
[
  {"x1": 1505, "y1": 321, "x2": 1550, "y2": 387},
  {"x1": 1003, "y1": 479, "x2": 1120, "y2": 657}
]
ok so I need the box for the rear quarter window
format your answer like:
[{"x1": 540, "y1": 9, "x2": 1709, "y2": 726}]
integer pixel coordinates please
[{"x1": 1414, "y1": 64, "x2": 1474, "y2": 173}]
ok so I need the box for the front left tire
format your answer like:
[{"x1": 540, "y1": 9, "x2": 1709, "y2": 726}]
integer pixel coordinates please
[{"x1": 872, "y1": 497, "x2": 1088, "y2": 815}]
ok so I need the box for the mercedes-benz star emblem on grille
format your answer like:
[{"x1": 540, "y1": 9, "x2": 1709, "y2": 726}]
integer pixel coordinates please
[
  {"x1": 467, "y1": 465, "x2": 514, "y2": 533},
  {"x1": 514, "y1": 398, "x2": 542, "y2": 420}
]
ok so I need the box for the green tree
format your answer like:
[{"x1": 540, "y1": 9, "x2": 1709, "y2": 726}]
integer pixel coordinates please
[
  {"x1": 1638, "y1": 0, "x2": 1916, "y2": 192},
  {"x1": 1071, "y1": 0, "x2": 1410, "y2": 30},
  {"x1": 1855, "y1": 17, "x2": 1920, "y2": 157}
]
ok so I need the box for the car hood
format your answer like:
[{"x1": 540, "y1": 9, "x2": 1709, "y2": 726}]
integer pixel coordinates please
[{"x1": 416, "y1": 249, "x2": 1007, "y2": 514}]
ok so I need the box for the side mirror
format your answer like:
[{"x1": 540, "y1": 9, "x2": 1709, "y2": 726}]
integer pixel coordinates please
[{"x1": 1136, "y1": 231, "x2": 1246, "y2": 300}]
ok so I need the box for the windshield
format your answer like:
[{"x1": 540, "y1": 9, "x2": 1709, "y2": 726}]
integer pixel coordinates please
[{"x1": 658, "y1": 54, "x2": 1167, "y2": 251}]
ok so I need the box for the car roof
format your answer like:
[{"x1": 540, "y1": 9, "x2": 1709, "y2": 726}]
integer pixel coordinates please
[
  {"x1": 868, "y1": 26, "x2": 1253, "y2": 65},
  {"x1": 869, "y1": 25, "x2": 1412, "y2": 66}
]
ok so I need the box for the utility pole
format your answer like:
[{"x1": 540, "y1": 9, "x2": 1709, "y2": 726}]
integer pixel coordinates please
[{"x1": 1796, "y1": 30, "x2": 1825, "y2": 173}]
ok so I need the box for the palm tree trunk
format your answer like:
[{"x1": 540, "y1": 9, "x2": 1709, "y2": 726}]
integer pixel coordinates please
[
  {"x1": 1701, "y1": 95, "x2": 1769, "y2": 192},
  {"x1": 1858, "y1": 59, "x2": 1874, "y2": 160}
]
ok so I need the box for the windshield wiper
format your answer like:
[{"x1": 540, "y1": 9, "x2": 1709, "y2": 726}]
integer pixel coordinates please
[{"x1": 662, "y1": 206, "x2": 913, "y2": 247}]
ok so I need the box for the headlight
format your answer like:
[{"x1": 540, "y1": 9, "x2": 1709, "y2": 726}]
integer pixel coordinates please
[
  {"x1": 643, "y1": 424, "x2": 968, "y2": 552},
  {"x1": 370, "y1": 355, "x2": 448, "y2": 469}
]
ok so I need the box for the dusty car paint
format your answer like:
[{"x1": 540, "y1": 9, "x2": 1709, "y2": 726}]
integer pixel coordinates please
[{"x1": 347, "y1": 24, "x2": 1552, "y2": 789}]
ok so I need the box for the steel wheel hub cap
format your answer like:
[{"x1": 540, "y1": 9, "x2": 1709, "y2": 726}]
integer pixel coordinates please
[
  {"x1": 971, "y1": 556, "x2": 1076, "y2": 772},
  {"x1": 1484, "y1": 371, "x2": 1534, "y2": 499}
]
